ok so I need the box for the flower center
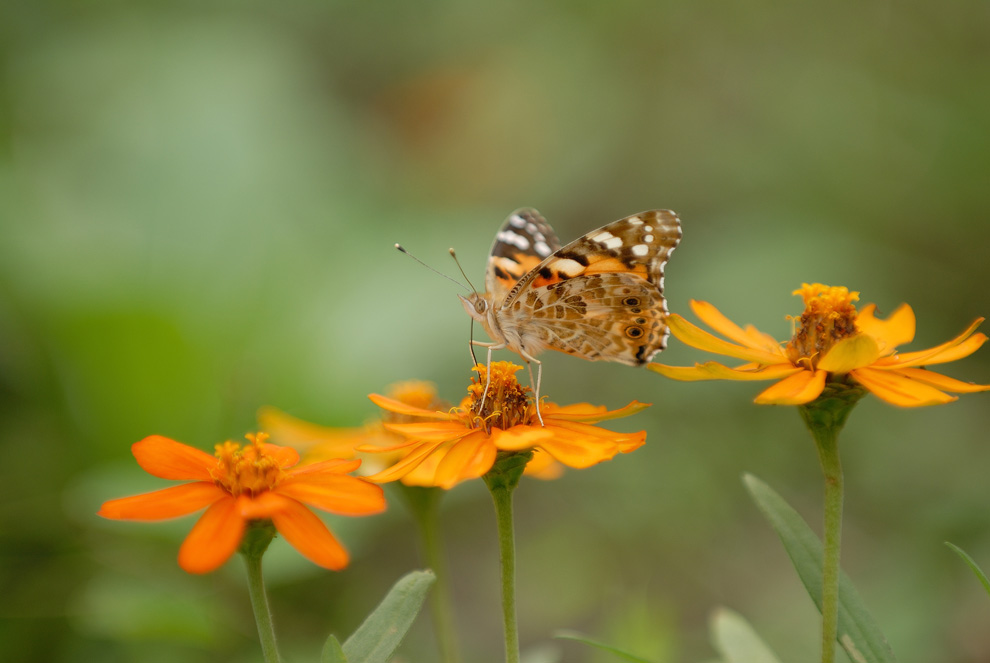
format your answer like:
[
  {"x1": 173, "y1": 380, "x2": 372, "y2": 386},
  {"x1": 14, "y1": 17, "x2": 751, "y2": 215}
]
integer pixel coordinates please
[
  {"x1": 212, "y1": 432, "x2": 284, "y2": 497},
  {"x1": 466, "y1": 362, "x2": 533, "y2": 431},
  {"x1": 785, "y1": 283, "x2": 861, "y2": 369}
]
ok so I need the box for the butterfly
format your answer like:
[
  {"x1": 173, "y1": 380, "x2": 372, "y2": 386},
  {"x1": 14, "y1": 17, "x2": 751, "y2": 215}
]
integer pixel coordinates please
[{"x1": 459, "y1": 208, "x2": 682, "y2": 422}]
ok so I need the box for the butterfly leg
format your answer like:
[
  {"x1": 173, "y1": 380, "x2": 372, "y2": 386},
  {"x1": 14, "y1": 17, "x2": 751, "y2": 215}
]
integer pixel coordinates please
[
  {"x1": 518, "y1": 349, "x2": 544, "y2": 427},
  {"x1": 470, "y1": 340, "x2": 505, "y2": 411}
]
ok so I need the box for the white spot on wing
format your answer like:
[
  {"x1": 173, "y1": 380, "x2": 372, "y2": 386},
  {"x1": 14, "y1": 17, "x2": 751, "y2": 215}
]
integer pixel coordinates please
[
  {"x1": 534, "y1": 241, "x2": 552, "y2": 256},
  {"x1": 509, "y1": 214, "x2": 526, "y2": 227},
  {"x1": 497, "y1": 230, "x2": 530, "y2": 250},
  {"x1": 643, "y1": 226, "x2": 653, "y2": 232},
  {"x1": 629, "y1": 218, "x2": 644, "y2": 226},
  {"x1": 604, "y1": 236, "x2": 623, "y2": 250},
  {"x1": 644, "y1": 234, "x2": 654, "y2": 242},
  {"x1": 551, "y1": 258, "x2": 584, "y2": 276},
  {"x1": 592, "y1": 231, "x2": 614, "y2": 243},
  {"x1": 632, "y1": 244, "x2": 649, "y2": 256}
]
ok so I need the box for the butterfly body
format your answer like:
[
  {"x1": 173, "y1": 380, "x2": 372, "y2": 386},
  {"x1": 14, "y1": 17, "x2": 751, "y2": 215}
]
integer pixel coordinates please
[{"x1": 459, "y1": 208, "x2": 682, "y2": 374}]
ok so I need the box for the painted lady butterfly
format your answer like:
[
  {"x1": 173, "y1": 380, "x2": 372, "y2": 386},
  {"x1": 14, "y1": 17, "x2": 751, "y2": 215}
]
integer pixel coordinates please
[{"x1": 459, "y1": 208, "x2": 682, "y2": 420}]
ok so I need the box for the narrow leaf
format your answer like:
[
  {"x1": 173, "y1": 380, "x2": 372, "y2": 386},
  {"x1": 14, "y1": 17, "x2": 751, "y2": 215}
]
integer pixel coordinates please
[
  {"x1": 341, "y1": 569, "x2": 435, "y2": 663},
  {"x1": 945, "y1": 542, "x2": 990, "y2": 597},
  {"x1": 743, "y1": 474, "x2": 897, "y2": 663},
  {"x1": 321, "y1": 634, "x2": 348, "y2": 663},
  {"x1": 709, "y1": 607, "x2": 782, "y2": 663},
  {"x1": 554, "y1": 630, "x2": 656, "y2": 663}
]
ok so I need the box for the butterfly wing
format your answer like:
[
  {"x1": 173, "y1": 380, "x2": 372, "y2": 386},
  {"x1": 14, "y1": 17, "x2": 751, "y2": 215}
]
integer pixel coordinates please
[
  {"x1": 484, "y1": 208, "x2": 561, "y2": 304},
  {"x1": 498, "y1": 210, "x2": 682, "y2": 365}
]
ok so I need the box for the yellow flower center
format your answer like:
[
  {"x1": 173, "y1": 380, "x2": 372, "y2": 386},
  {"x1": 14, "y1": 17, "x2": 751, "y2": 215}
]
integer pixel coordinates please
[
  {"x1": 785, "y1": 283, "x2": 861, "y2": 369},
  {"x1": 465, "y1": 362, "x2": 533, "y2": 431},
  {"x1": 212, "y1": 432, "x2": 284, "y2": 497}
]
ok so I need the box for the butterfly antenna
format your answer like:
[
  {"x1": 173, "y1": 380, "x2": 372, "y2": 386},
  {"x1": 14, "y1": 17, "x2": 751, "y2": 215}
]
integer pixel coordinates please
[
  {"x1": 395, "y1": 244, "x2": 470, "y2": 291},
  {"x1": 448, "y1": 248, "x2": 479, "y2": 293}
]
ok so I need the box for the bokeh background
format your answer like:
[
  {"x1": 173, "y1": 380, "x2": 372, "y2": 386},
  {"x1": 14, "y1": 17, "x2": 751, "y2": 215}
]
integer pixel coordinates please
[{"x1": 2, "y1": 1, "x2": 989, "y2": 661}]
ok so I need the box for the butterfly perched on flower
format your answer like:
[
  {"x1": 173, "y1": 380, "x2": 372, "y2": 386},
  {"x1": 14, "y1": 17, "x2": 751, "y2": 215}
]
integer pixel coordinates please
[{"x1": 459, "y1": 208, "x2": 682, "y2": 417}]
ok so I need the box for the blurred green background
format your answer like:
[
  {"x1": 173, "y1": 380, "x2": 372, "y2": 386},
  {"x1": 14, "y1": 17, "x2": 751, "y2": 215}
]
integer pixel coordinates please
[{"x1": 2, "y1": 1, "x2": 989, "y2": 661}]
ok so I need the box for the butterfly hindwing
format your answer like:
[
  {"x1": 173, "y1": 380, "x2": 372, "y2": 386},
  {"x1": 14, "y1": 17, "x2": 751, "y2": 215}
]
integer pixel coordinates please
[{"x1": 485, "y1": 208, "x2": 562, "y2": 303}]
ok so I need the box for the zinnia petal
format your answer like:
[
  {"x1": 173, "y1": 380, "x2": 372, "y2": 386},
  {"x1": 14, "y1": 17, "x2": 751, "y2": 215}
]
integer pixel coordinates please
[
  {"x1": 98, "y1": 482, "x2": 227, "y2": 521},
  {"x1": 648, "y1": 362, "x2": 728, "y2": 381},
  {"x1": 239, "y1": 492, "x2": 293, "y2": 519},
  {"x1": 690, "y1": 300, "x2": 782, "y2": 353},
  {"x1": 535, "y1": 424, "x2": 634, "y2": 468},
  {"x1": 258, "y1": 406, "x2": 365, "y2": 454},
  {"x1": 433, "y1": 432, "x2": 497, "y2": 489},
  {"x1": 286, "y1": 458, "x2": 363, "y2": 480},
  {"x1": 490, "y1": 425, "x2": 555, "y2": 451},
  {"x1": 668, "y1": 314, "x2": 787, "y2": 365},
  {"x1": 368, "y1": 393, "x2": 453, "y2": 420},
  {"x1": 690, "y1": 361, "x2": 803, "y2": 381},
  {"x1": 541, "y1": 400, "x2": 651, "y2": 423},
  {"x1": 259, "y1": 443, "x2": 300, "y2": 468},
  {"x1": 366, "y1": 439, "x2": 448, "y2": 483},
  {"x1": 879, "y1": 326, "x2": 987, "y2": 368},
  {"x1": 817, "y1": 334, "x2": 881, "y2": 373},
  {"x1": 753, "y1": 369, "x2": 827, "y2": 405},
  {"x1": 177, "y1": 496, "x2": 244, "y2": 574},
  {"x1": 383, "y1": 421, "x2": 474, "y2": 442},
  {"x1": 523, "y1": 450, "x2": 565, "y2": 480},
  {"x1": 270, "y1": 499, "x2": 349, "y2": 570},
  {"x1": 132, "y1": 436, "x2": 216, "y2": 481},
  {"x1": 891, "y1": 367, "x2": 990, "y2": 394},
  {"x1": 850, "y1": 367, "x2": 957, "y2": 407},
  {"x1": 856, "y1": 303, "x2": 916, "y2": 351},
  {"x1": 276, "y1": 476, "x2": 386, "y2": 515}
]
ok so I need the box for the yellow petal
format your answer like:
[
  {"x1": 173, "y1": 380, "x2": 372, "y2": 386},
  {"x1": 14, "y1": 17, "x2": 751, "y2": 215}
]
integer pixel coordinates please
[
  {"x1": 541, "y1": 400, "x2": 651, "y2": 423},
  {"x1": 876, "y1": 319, "x2": 985, "y2": 368},
  {"x1": 817, "y1": 334, "x2": 881, "y2": 374},
  {"x1": 753, "y1": 369, "x2": 827, "y2": 405},
  {"x1": 523, "y1": 449, "x2": 565, "y2": 480},
  {"x1": 667, "y1": 314, "x2": 788, "y2": 365},
  {"x1": 648, "y1": 363, "x2": 726, "y2": 381},
  {"x1": 367, "y1": 393, "x2": 453, "y2": 420},
  {"x1": 855, "y1": 303, "x2": 915, "y2": 352},
  {"x1": 886, "y1": 367, "x2": 990, "y2": 394},
  {"x1": 365, "y1": 439, "x2": 447, "y2": 483},
  {"x1": 382, "y1": 421, "x2": 473, "y2": 442},
  {"x1": 690, "y1": 300, "x2": 782, "y2": 353},
  {"x1": 490, "y1": 425, "x2": 555, "y2": 451},
  {"x1": 850, "y1": 367, "x2": 956, "y2": 407},
  {"x1": 694, "y1": 362, "x2": 803, "y2": 381},
  {"x1": 433, "y1": 432, "x2": 497, "y2": 489}
]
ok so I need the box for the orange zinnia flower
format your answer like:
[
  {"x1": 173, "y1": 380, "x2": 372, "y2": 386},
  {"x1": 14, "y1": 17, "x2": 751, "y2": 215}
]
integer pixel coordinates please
[
  {"x1": 362, "y1": 361, "x2": 649, "y2": 489},
  {"x1": 98, "y1": 433, "x2": 385, "y2": 574},
  {"x1": 649, "y1": 283, "x2": 990, "y2": 406}
]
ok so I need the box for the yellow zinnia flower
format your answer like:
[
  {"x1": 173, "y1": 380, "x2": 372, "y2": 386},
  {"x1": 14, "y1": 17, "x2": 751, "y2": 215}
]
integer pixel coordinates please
[
  {"x1": 363, "y1": 361, "x2": 649, "y2": 489},
  {"x1": 649, "y1": 283, "x2": 990, "y2": 406}
]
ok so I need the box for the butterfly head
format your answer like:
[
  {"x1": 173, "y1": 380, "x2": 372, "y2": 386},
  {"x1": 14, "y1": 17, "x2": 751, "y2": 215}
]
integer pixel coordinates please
[{"x1": 458, "y1": 292, "x2": 493, "y2": 325}]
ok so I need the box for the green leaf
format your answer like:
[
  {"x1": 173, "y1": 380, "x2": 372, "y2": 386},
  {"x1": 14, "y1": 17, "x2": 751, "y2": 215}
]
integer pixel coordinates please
[
  {"x1": 321, "y1": 635, "x2": 348, "y2": 663},
  {"x1": 340, "y1": 569, "x2": 435, "y2": 663},
  {"x1": 945, "y1": 542, "x2": 990, "y2": 597},
  {"x1": 742, "y1": 474, "x2": 897, "y2": 663},
  {"x1": 709, "y1": 608, "x2": 782, "y2": 663},
  {"x1": 554, "y1": 630, "x2": 656, "y2": 663}
]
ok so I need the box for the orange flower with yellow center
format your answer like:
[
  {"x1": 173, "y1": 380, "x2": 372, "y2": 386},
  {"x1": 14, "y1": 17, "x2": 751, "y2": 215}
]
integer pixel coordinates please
[
  {"x1": 362, "y1": 362, "x2": 649, "y2": 489},
  {"x1": 649, "y1": 283, "x2": 990, "y2": 406},
  {"x1": 98, "y1": 433, "x2": 385, "y2": 573}
]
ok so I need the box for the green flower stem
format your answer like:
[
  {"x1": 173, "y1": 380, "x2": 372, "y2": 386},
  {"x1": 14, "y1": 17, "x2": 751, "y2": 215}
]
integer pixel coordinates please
[
  {"x1": 401, "y1": 485, "x2": 461, "y2": 663},
  {"x1": 810, "y1": 419, "x2": 842, "y2": 663},
  {"x1": 240, "y1": 522, "x2": 281, "y2": 663},
  {"x1": 484, "y1": 451, "x2": 532, "y2": 663},
  {"x1": 799, "y1": 381, "x2": 865, "y2": 663}
]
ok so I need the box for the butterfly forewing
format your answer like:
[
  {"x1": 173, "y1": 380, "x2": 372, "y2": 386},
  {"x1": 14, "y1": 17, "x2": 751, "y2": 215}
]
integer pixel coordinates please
[{"x1": 485, "y1": 208, "x2": 562, "y2": 303}]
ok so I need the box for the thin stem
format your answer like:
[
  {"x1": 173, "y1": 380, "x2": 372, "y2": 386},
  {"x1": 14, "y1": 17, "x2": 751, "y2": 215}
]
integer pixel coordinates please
[
  {"x1": 811, "y1": 421, "x2": 842, "y2": 663},
  {"x1": 405, "y1": 486, "x2": 461, "y2": 663},
  {"x1": 241, "y1": 530, "x2": 281, "y2": 663},
  {"x1": 489, "y1": 481, "x2": 520, "y2": 663}
]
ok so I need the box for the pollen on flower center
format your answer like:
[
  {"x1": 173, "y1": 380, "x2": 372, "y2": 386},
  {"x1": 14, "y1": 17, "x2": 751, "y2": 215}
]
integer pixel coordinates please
[
  {"x1": 212, "y1": 432, "x2": 284, "y2": 497},
  {"x1": 786, "y1": 283, "x2": 861, "y2": 369},
  {"x1": 466, "y1": 362, "x2": 533, "y2": 431}
]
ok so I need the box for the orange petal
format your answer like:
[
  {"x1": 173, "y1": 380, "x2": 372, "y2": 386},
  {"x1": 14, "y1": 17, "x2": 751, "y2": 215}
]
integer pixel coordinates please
[
  {"x1": 287, "y1": 458, "x2": 363, "y2": 480},
  {"x1": 177, "y1": 497, "x2": 244, "y2": 574},
  {"x1": 276, "y1": 476, "x2": 386, "y2": 515},
  {"x1": 132, "y1": 436, "x2": 216, "y2": 481},
  {"x1": 490, "y1": 425, "x2": 555, "y2": 451},
  {"x1": 366, "y1": 440, "x2": 447, "y2": 483},
  {"x1": 817, "y1": 334, "x2": 881, "y2": 374},
  {"x1": 877, "y1": 319, "x2": 986, "y2": 368},
  {"x1": 368, "y1": 393, "x2": 453, "y2": 420},
  {"x1": 541, "y1": 400, "x2": 651, "y2": 423},
  {"x1": 523, "y1": 449, "x2": 565, "y2": 480},
  {"x1": 690, "y1": 300, "x2": 782, "y2": 353},
  {"x1": 270, "y1": 499, "x2": 349, "y2": 570},
  {"x1": 259, "y1": 443, "x2": 300, "y2": 468},
  {"x1": 753, "y1": 369, "x2": 827, "y2": 405},
  {"x1": 433, "y1": 432, "x2": 498, "y2": 489},
  {"x1": 98, "y1": 482, "x2": 227, "y2": 521},
  {"x1": 891, "y1": 367, "x2": 990, "y2": 394},
  {"x1": 238, "y1": 492, "x2": 293, "y2": 519},
  {"x1": 692, "y1": 362, "x2": 803, "y2": 381},
  {"x1": 648, "y1": 362, "x2": 725, "y2": 381},
  {"x1": 667, "y1": 314, "x2": 786, "y2": 365},
  {"x1": 850, "y1": 367, "x2": 956, "y2": 407},
  {"x1": 383, "y1": 421, "x2": 473, "y2": 442},
  {"x1": 536, "y1": 425, "x2": 630, "y2": 468},
  {"x1": 856, "y1": 303, "x2": 915, "y2": 351},
  {"x1": 258, "y1": 406, "x2": 366, "y2": 454}
]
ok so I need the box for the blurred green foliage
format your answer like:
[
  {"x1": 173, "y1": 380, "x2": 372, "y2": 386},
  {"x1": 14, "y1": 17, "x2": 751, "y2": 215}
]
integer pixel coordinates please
[{"x1": 2, "y1": 0, "x2": 989, "y2": 661}]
